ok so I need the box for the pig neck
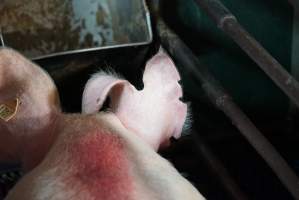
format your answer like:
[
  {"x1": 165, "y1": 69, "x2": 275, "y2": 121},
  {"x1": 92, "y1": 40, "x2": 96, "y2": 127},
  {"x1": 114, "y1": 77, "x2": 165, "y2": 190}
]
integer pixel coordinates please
[
  {"x1": 21, "y1": 111, "x2": 61, "y2": 171},
  {"x1": 52, "y1": 114, "x2": 134, "y2": 200}
]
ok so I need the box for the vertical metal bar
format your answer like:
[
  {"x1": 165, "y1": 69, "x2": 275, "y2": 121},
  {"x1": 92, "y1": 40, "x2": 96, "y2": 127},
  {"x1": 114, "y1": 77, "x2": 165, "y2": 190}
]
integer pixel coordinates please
[
  {"x1": 288, "y1": 3, "x2": 299, "y2": 134},
  {"x1": 289, "y1": 0, "x2": 299, "y2": 10},
  {"x1": 0, "y1": 28, "x2": 5, "y2": 47},
  {"x1": 193, "y1": 0, "x2": 299, "y2": 109},
  {"x1": 153, "y1": 16, "x2": 299, "y2": 199}
]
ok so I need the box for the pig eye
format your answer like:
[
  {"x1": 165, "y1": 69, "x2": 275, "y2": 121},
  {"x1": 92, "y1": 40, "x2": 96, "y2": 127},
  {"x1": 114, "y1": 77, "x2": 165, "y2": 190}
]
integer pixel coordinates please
[
  {"x1": 179, "y1": 96, "x2": 188, "y2": 102},
  {"x1": 178, "y1": 79, "x2": 183, "y2": 85}
]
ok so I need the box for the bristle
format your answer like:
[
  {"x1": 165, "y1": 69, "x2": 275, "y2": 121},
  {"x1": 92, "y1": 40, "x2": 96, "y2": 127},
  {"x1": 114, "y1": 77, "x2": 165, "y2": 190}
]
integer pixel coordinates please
[
  {"x1": 91, "y1": 67, "x2": 123, "y2": 80},
  {"x1": 180, "y1": 172, "x2": 190, "y2": 178},
  {"x1": 0, "y1": 170, "x2": 22, "y2": 184},
  {"x1": 88, "y1": 68, "x2": 124, "y2": 112},
  {"x1": 182, "y1": 102, "x2": 193, "y2": 136}
]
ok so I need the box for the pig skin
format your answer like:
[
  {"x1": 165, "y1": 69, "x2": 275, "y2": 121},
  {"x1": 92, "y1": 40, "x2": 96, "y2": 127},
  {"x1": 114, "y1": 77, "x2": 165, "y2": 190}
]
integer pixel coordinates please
[
  {"x1": 5, "y1": 114, "x2": 205, "y2": 200},
  {"x1": 0, "y1": 48, "x2": 205, "y2": 200},
  {"x1": 82, "y1": 48, "x2": 188, "y2": 150},
  {"x1": 0, "y1": 47, "x2": 60, "y2": 169}
]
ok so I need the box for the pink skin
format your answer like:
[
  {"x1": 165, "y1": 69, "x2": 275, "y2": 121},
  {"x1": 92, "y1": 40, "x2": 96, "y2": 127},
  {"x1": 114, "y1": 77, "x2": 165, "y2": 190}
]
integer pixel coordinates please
[
  {"x1": 0, "y1": 48, "x2": 60, "y2": 170},
  {"x1": 82, "y1": 48, "x2": 187, "y2": 150},
  {"x1": 0, "y1": 48, "x2": 204, "y2": 200}
]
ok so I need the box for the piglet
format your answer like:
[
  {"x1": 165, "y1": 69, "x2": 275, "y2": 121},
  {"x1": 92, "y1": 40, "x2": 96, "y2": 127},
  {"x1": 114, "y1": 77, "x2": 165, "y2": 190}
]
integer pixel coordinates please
[{"x1": 0, "y1": 47, "x2": 205, "y2": 200}]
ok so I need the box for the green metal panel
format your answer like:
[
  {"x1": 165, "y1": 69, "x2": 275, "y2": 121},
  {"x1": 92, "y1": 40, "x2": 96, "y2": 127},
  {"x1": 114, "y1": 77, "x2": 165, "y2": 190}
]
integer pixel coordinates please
[{"x1": 164, "y1": 0, "x2": 293, "y2": 116}]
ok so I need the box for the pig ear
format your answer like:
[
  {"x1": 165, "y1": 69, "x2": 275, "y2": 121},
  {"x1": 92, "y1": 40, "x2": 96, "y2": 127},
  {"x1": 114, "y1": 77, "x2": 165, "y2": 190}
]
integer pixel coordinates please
[{"x1": 82, "y1": 72, "x2": 131, "y2": 114}]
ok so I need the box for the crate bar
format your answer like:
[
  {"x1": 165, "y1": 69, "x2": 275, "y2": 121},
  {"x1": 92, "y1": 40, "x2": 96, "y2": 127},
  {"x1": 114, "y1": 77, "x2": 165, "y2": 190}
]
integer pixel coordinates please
[
  {"x1": 194, "y1": 0, "x2": 299, "y2": 109},
  {"x1": 289, "y1": 0, "x2": 299, "y2": 10},
  {"x1": 154, "y1": 17, "x2": 299, "y2": 199},
  {"x1": 0, "y1": 28, "x2": 4, "y2": 47}
]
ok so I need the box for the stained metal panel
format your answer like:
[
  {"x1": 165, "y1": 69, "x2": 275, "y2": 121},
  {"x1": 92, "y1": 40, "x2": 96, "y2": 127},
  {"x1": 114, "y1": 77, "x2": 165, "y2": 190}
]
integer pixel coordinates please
[{"x1": 0, "y1": 0, "x2": 152, "y2": 59}]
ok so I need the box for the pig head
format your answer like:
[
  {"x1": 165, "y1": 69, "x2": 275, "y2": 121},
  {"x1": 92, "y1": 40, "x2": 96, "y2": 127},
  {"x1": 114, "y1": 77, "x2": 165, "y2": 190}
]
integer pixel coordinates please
[
  {"x1": 82, "y1": 48, "x2": 188, "y2": 150},
  {"x1": 0, "y1": 47, "x2": 187, "y2": 166}
]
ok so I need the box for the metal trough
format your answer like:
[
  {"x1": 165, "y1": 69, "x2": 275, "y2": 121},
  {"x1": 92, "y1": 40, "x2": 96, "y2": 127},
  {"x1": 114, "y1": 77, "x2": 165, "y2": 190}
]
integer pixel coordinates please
[{"x1": 0, "y1": 0, "x2": 152, "y2": 59}]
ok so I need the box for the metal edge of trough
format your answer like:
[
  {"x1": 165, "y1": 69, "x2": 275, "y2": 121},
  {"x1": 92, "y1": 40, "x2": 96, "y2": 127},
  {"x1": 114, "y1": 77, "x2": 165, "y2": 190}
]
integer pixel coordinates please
[{"x1": 0, "y1": 0, "x2": 153, "y2": 60}]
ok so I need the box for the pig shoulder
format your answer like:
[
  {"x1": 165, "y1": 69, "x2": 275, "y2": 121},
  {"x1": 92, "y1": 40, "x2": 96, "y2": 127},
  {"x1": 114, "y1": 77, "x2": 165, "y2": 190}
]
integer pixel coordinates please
[{"x1": 6, "y1": 114, "x2": 135, "y2": 200}]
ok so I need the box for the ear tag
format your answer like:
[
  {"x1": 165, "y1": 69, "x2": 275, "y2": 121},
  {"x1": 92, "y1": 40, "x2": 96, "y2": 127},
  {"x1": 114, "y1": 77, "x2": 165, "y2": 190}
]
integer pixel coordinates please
[{"x1": 0, "y1": 98, "x2": 20, "y2": 122}]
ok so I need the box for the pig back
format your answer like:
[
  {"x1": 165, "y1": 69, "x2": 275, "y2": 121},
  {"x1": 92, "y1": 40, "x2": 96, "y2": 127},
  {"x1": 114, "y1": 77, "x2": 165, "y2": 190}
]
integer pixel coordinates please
[{"x1": 5, "y1": 113, "x2": 204, "y2": 200}]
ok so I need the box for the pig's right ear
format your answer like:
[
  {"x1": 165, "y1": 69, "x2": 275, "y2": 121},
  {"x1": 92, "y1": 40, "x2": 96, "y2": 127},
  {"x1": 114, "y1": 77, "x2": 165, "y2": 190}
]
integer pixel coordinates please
[{"x1": 82, "y1": 72, "x2": 130, "y2": 114}]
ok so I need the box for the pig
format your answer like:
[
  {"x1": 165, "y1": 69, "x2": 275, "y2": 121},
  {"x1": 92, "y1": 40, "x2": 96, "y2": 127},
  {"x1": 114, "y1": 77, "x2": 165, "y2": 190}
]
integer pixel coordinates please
[{"x1": 0, "y1": 47, "x2": 205, "y2": 200}]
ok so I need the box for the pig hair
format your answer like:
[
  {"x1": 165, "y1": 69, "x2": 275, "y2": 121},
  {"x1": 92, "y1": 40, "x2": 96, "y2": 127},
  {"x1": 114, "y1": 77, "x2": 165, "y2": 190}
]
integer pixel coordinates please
[
  {"x1": 91, "y1": 67, "x2": 124, "y2": 81},
  {"x1": 181, "y1": 102, "x2": 193, "y2": 136}
]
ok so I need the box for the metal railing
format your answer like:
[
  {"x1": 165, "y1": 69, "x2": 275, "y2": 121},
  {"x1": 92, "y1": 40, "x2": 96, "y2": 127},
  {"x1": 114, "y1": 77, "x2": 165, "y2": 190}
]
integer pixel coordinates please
[{"x1": 148, "y1": 0, "x2": 299, "y2": 199}]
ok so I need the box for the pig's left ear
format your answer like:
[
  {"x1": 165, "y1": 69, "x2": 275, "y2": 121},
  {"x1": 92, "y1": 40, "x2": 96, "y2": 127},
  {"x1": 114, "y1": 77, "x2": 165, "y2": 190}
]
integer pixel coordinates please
[{"x1": 82, "y1": 48, "x2": 187, "y2": 150}]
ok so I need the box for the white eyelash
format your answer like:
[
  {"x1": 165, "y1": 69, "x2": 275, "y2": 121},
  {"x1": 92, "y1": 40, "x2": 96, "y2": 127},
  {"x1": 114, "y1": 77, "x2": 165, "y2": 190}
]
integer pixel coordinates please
[{"x1": 182, "y1": 102, "x2": 193, "y2": 136}]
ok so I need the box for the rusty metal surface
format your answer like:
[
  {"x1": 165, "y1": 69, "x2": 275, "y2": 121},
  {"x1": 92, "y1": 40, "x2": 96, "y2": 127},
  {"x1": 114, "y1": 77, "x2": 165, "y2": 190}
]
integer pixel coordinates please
[{"x1": 0, "y1": 0, "x2": 152, "y2": 59}]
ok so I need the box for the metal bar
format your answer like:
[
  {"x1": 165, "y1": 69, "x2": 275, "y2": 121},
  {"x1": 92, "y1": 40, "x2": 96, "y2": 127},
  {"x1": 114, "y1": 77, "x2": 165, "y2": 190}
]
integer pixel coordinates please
[
  {"x1": 289, "y1": 0, "x2": 299, "y2": 10},
  {"x1": 0, "y1": 28, "x2": 4, "y2": 47},
  {"x1": 193, "y1": 0, "x2": 299, "y2": 109},
  {"x1": 288, "y1": 3, "x2": 299, "y2": 135},
  {"x1": 153, "y1": 16, "x2": 299, "y2": 199},
  {"x1": 192, "y1": 131, "x2": 249, "y2": 200}
]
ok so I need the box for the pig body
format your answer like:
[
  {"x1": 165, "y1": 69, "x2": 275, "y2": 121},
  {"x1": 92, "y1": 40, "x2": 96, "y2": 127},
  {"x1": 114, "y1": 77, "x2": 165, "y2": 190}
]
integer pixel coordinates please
[
  {"x1": 5, "y1": 114, "x2": 204, "y2": 200},
  {"x1": 0, "y1": 48, "x2": 205, "y2": 200}
]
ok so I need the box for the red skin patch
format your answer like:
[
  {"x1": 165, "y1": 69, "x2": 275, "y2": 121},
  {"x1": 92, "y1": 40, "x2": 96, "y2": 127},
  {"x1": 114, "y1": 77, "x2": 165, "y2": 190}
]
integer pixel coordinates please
[{"x1": 67, "y1": 131, "x2": 133, "y2": 200}]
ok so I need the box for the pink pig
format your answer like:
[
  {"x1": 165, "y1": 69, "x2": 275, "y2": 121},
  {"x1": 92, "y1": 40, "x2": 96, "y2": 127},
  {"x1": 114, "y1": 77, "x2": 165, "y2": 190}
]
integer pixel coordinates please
[{"x1": 0, "y1": 47, "x2": 205, "y2": 200}]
